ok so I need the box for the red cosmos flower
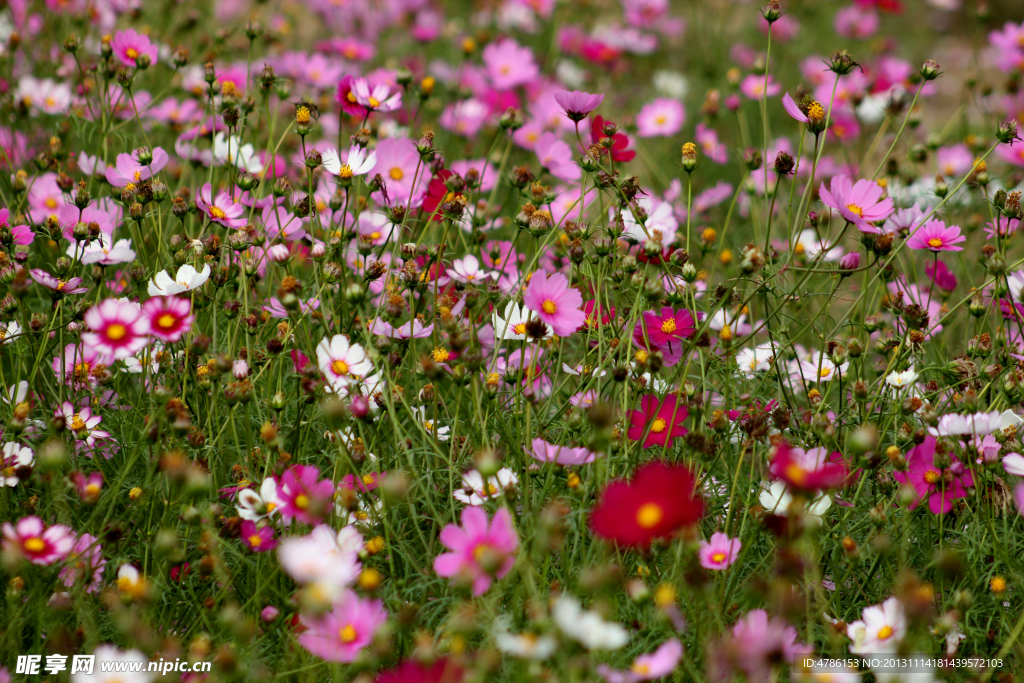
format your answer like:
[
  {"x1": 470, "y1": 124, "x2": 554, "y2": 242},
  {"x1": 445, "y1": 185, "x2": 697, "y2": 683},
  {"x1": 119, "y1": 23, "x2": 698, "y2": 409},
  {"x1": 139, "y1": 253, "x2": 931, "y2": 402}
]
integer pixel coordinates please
[
  {"x1": 769, "y1": 441, "x2": 848, "y2": 493},
  {"x1": 422, "y1": 169, "x2": 463, "y2": 222},
  {"x1": 627, "y1": 394, "x2": 689, "y2": 449},
  {"x1": 590, "y1": 461, "x2": 704, "y2": 547},
  {"x1": 578, "y1": 300, "x2": 615, "y2": 332},
  {"x1": 591, "y1": 115, "x2": 635, "y2": 162}
]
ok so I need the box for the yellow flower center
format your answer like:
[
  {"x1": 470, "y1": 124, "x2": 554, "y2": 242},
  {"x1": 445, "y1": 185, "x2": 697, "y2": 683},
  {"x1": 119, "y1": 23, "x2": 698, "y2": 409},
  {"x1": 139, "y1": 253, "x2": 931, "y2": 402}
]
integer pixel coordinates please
[
  {"x1": 432, "y1": 347, "x2": 450, "y2": 363},
  {"x1": 650, "y1": 418, "x2": 667, "y2": 433},
  {"x1": 819, "y1": 366, "x2": 832, "y2": 378},
  {"x1": 295, "y1": 106, "x2": 311, "y2": 124},
  {"x1": 331, "y1": 360, "x2": 349, "y2": 375},
  {"x1": 389, "y1": 167, "x2": 404, "y2": 181},
  {"x1": 876, "y1": 625, "x2": 894, "y2": 640},
  {"x1": 513, "y1": 323, "x2": 526, "y2": 335},
  {"x1": 157, "y1": 314, "x2": 176, "y2": 329},
  {"x1": 362, "y1": 475, "x2": 375, "y2": 486},
  {"x1": 294, "y1": 494, "x2": 309, "y2": 509},
  {"x1": 655, "y1": 114, "x2": 666, "y2": 124},
  {"x1": 23, "y1": 537, "x2": 45, "y2": 552},
  {"x1": 339, "y1": 625, "x2": 358, "y2": 643},
  {"x1": 636, "y1": 503, "x2": 664, "y2": 529},
  {"x1": 209, "y1": 206, "x2": 226, "y2": 219},
  {"x1": 927, "y1": 238, "x2": 943, "y2": 249},
  {"x1": 70, "y1": 414, "x2": 87, "y2": 431},
  {"x1": 785, "y1": 463, "x2": 808, "y2": 485},
  {"x1": 923, "y1": 470, "x2": 940, "y2": 484},
  {"x1": 541, "y1": 300, "x2": 557, "y2": 314},
  {"x1": 248, "y1": 534, "x2": 262, "y2": 547},
  {"x1": 45, "y1": 198, "x2": 58, "y2": 209},
  {"x1": 338, "y1": 164, "x2": 354, "y2": 179},
  {"x1": 661, "y1": 318, "x2": 677, "y2": 334},
  {"x1": 807, "y1": 101, "x2": 825, "y2": 119},
  {"x1": 632, "y1": 663, "x2": 651, "y2": 675},
  {"x1": 845, "y1": 203, "x2": 863, "y2": 217},
  {"x1": 368, "y1": 97, "x2": 380, "y2": 108},
  {"x1": 712, "y1": 552, "x2": 726, "y2": 564},
  {"x1": 106, "y1": 323, "x2": 127, "y2": 341}
]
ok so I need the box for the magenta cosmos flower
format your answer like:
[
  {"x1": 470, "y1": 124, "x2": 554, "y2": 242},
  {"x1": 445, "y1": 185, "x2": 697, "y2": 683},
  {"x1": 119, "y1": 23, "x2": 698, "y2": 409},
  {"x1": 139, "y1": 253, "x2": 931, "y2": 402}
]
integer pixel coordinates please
[
  {"x1": 298, "y1": 590, "x2": 387, "y2": 662},
  {"x1": 528, "y1": 437, "x2": 596, "y2": 465},
  {"x1": 278, "y1": 464, "x2": 336, "y2": 525},
  {"x1": 523, "y1": 269, "x2": 586, "y2": 337},
  {"x1": 637, "y1": 307, "x2": 698, "y2": 347},
  {"x1": 111, "y1": 28, "x2": 158, "y2": 68},
  {"x1": 142, "y1": 296, "x2": 193, "y2": 342},
  {"x1": 906, "y1": 219, "x2": 966, "y2": 252},
  {"x1": 553, "y1": 90, "x2": 604, "y2": 122},
  {"x1": 0, "y1": 207, "x2": 32, "y2": 245},
  {"x1": 1, "y1": 516, "x2": 74, "y2": 565},
  {"x1": 82, "y1": 298, "x2": 149, "y2": 360},
  {"x1": 627, "y1": 394, "x2": 689, "y2": 449},
  {"x1": 698, "y1": 532, "x2": 742, "y2": 570},
  {"x1": 240, "y1": 520, "x2": 278, "y2": 553},
  {"x1": 196, "y1": 183, "x2": 247, "y2": 228},
  {"x1": 819, "y1": 175, "x2": 894, "y2": 233},
  {"x1": 892, "y1": 435, "x2": 973, "y2": 514},
  {"x1": 30, "y1": 269, "x2": 88, "y2": 296},
  {"x1": 434, "y1": 506, "x2": 518, "y2": 596}
]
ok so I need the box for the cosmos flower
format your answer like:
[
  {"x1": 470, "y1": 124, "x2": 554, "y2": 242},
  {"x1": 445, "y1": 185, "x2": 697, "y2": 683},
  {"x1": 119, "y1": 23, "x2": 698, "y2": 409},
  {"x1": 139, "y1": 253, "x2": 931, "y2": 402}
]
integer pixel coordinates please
[
  {"x1": 298, "y1": 590, "x2": 387, "y2": 662},
  {"x1": 553, "y1": 89, "x2": 605, "y2": 122},
  {"x1": 819, "y1": 175, "x2": 895, "y2": 233},
  {"x1": 892, "y1": 436, "x2": 973, "y2": 514},
  {"x1": 906, "y1": 219, "x2": 966, "y2": 252},
  {"x1": 528, "y1": 438, "x2": 597, "y2": 465},
  {"x1": 847, "y1": 597, "x2": 907, "y2": 654},
  {"x1": 627, "y1": 394, "x2": 689, "y2": 449},
  {"x1": 317, "y1": 334, "x2": 373, "y2": 388},
  {"x1": 552, "y1": 594, "x2": 630, "y2": 650},
  {"x1": 523, "y1": 269, "x2": 586, "y2": 336},
  {"x1": 147, "y1": 264, "x2": 212, "y2": 296},
  {"x1": 635, "y1": 98, "x2": 685, "y2": 137},
  {"x1": 1, "y1": 516, "x2": 74, "y2": 565},
  {"x1": 590, "y1": 461, "x2": 703, "y2": 547},
  {"x1": 111, "y1": 28, "x2": 158, "y2": 67},
  {"x1": 698, "y1": 533, "x2": 741, "y2": 570},
  {"x1": 196, "y1": 183, "x2": 247, "y2": 228},
  {"x1": 142, "y1": 296, "x2": 193, "y2": 342},
  {"x1": 434, "y1": 506, "x2": 518, "y2": 595},
  {"x1": 82, "y1": 298, "x2": 149, "y2": 360}
]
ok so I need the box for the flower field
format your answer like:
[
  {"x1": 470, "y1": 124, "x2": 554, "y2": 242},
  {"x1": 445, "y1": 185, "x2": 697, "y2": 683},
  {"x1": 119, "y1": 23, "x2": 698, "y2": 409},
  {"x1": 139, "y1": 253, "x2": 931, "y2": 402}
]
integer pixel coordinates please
[{"x1": 2, "y1": 0, "x2": 1024, "y2": 681}]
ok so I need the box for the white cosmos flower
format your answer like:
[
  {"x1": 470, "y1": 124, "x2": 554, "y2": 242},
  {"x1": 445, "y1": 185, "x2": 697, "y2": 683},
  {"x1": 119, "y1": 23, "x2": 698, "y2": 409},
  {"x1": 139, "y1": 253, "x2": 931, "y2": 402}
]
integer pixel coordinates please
[
  {"x1": 553, "y1": 594, "x2": 629, "y2": 650},
  {"x1": 494, "y1": 616, "x2": 558, "y2": 660},
  {"x1": 493, "y1": 300, "x2": 550, "y2": 341},
  {"x1": 450, "y1": 254, "x2": 498, "y2": 284},
  {"x1": 0, "y1": 320, "x2": 21, "y2": 345},
  {"x1": 322, "y1": 145, "x2": 377, "y2": 177},
  {"x1": 316, "y1": 334, "x2": 373, "y2": 388},
  {"x1": 453, "y1": 468, "x2": 519, "y2": 506},
  {"x1": 213, "y1": 132, "x2": 264, "y2": 173},
  {"x1": 237, "y1": 477, "x2": 281, "y2": 521},
  {"x1": 794, "y1": 228, "x2": 844, "y2": 261},
  {"x1": 797, "y1": 353, "x2": 848, "y2": 384},
  {"x1": 72, "y1": 644, "x2": 155, "y2": 683},
  {"x1": 2, "y1": 442, "x2": 33, "y2": 487},
  {"x1": 928, "y1": 410, "x2": 1003, "y2": 437},
  {"x1": 70, "y1": 233, "x2": 137, "y2": 266},
  {"x1": 885, "y1": 368, "x2": 919, "y2": 389},
  {"x1": 758, "y1": 481, "x2": 832, "y2": 522},
  {"x1": 847, "y1": 597, "x2": 907, "y2": 655},
  {"x1": 277, "y1": 524, "x2": 362, "y2": 588},
  {"x1": 147, "y1": 263, "x2": 211, "y2": 296},
  {"x1": 736, "y1": 342, "x2": 777, "y2": 377}
]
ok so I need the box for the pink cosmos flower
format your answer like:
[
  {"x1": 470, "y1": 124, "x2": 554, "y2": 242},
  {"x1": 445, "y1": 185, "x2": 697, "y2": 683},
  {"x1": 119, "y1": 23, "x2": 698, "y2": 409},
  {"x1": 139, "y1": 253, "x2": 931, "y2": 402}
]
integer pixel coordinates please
[
  {"x1": 57, "y1": 401, "x2": 112, "y2": 453},
  {"x1": 819, "y1": 175, "x2": 894, "y2": 233},
  {"x1": 740, "y1": 74, "x2": 781, "y2": 100},
  {"x1": 111, "y1": 28, "x2": 158, "y2": 68},
  {"x1": 82, "y1": 298, "x2": 149, "y2": 360},
  {"x1": 196, "y1": 183, "x2": 247, "y2": 228},
  {"x1": 936, "y1": 144, "x2": 973, "y2": 177},
  {"x1": 104, "y1": 147, "x2": 170, "y2": 187},
  {"x1": 628, "y1": 394, "x2": 689, "y2": 449},
  {"x1": 335, "y1": 75, "x2": 366, "y2": 117},
  {"x1": 926, "y1": 259, "x2": 957, "y2": 292},
  {"x1": 0, "y1": 207, "x2": 32, "y2": 245},
  {"x1": 368, "y1": 318, "x2": 434, "y2": 339},
  {"x1": 835, "y1": 5, "x2": 879, "y2": 39},
  {"x1": 553, "y1": 90, "x2": 604, "y2": 122},
  {"x1": 1, "y1": 516, "x2": 74, "y2": 565},
  {"x1": 892, "y1": 435, "x2": 974, "y2": 514},
  {"x1": 278, "y1": 464, "x2": 336, "y2": 525},
  {"x1": 699, "y1": 532, "x2": 742, "y2": 570},
  {"x1": 298, "y1": 590, "x2": 387, "y2": 662},
  {"x1": 598, "y1": 639, "x2": 683, "y2": 683},
  {"x1": 51, "y1": 343, "x2": 111, "y2": 388},
  {"x1": 906, "y1": 219, "x2": 966, "y2": 252},
  {"x1": 482, "y1": 39, "x2": 539, "y2": 91},
  {"x1": 636, "y1": 98, "x2": 685, "y2": 137},
  {"x1": 142, "y1": 296, "x2": 193, "y2": 342},
  {"x1": 728, "y1": 610, "x2": 805, "y2": 681},
  {"x1": 240, "y1": 520, "x2": 278, "y2": 552},
  {"x1": 534, "y1": 131, "x2": 581, "y2": 182},
  {"x1": 528, "y1": 437, "x2": 596, "y2": 465},
  {"x1": 350, "y1": 77, "x2": 402, "y2": 113},
  {"x1": 770, "y1": 442, "x2": 848, "y2": 492},
  {"x1": 59, "y1": 533, "x2": 106, "y2": 592},
  {"x1": 638, "y1": 307, "x2": 697, "y2": 347},
  {"x1": 695, "y1": 124, "x2": 728, "y2": 164},
  {"x1": 434, "y1": 506, "x2": 518, "y2": 596},
  {"x1": 523, "y1": 269, "x2": 586, "y2": 337},
  {"x1": 71, "y1": 471, "x2": 104, "y2": 503},
  {"x1": 371, "y1": 137, "x2": 424, "y2": 206},
  {"x1": 30, "y1": 269, "x2": 88, "y2": 296}
]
